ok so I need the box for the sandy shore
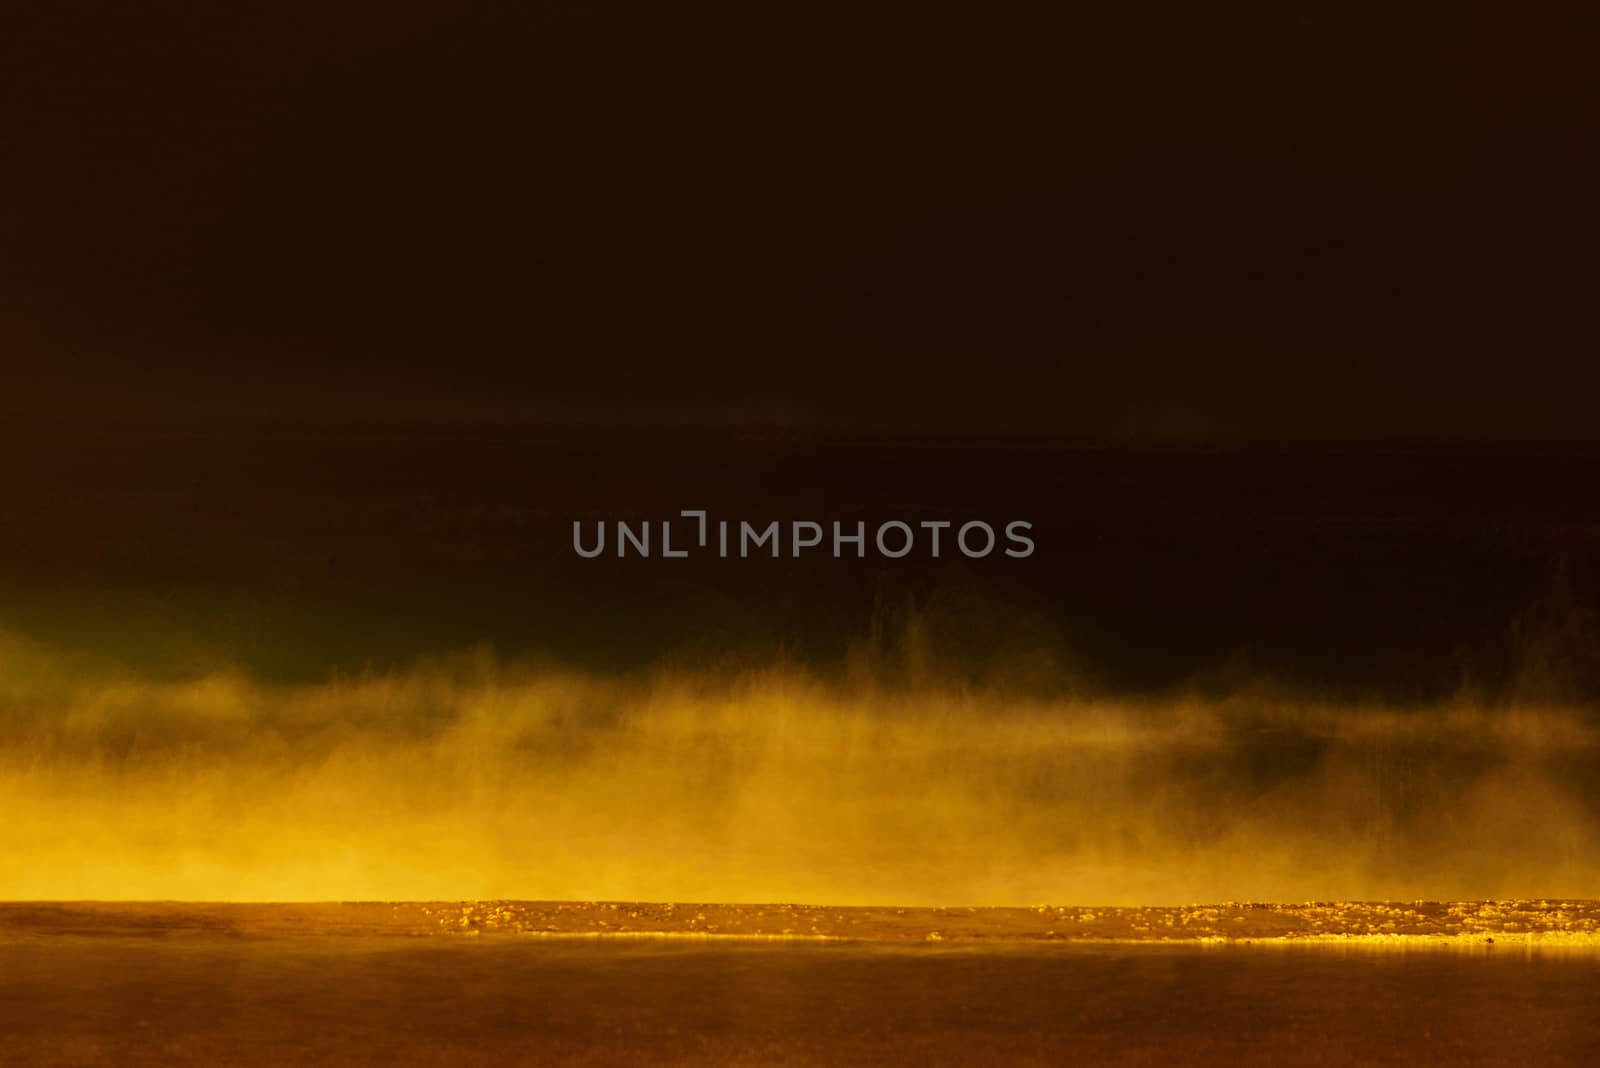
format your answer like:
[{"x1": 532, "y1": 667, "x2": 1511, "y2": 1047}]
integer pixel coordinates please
[
  {"x1": 5, "y1": 899, "x2": 1600, "y2": 946},
  {"x1": 7, "y1": 902, "x2": 1600, "y2": 1065}
]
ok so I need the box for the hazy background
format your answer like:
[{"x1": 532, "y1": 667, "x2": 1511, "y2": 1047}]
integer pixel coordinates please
[
  {"x1": 2, "y1": 426, "x2": 1596, "y2": 696},
  {"x1": 2, "y1": 427, "x2": 1598, "y2": 904},
  {"x1": 3, "y1": 5, "x2": 1597, "y2": 903}
]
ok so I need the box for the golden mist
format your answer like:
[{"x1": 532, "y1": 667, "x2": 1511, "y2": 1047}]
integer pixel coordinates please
[{"x1": 1, "y1": 628, "x2": 1596, "y2": 904}]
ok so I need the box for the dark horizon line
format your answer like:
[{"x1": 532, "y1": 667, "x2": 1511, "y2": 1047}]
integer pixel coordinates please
[{"x1": 6, "y1": 414, "x2": 1600, "y2": 457}]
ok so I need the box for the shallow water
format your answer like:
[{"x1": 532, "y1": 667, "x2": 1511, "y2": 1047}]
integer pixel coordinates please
[{"x1": 5, "y1": 932, "x2": 1600, "y2": 1065}]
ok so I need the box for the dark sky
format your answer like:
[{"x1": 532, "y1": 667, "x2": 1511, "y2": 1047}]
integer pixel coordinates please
[{"x1": 4, "y1": 3, "x2": 1595, "y2": 439}]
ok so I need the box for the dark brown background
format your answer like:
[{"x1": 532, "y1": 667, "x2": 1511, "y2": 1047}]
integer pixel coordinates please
[
  {"x1": 3, "y1": 4, "x2": 1596, "y2": 696},
  {"x1": 1, "y1": 425, "x2": 1595, "y2": 703},
  {"x1": 4, "y1": 3, "x2": 1595, "y2": 436}
]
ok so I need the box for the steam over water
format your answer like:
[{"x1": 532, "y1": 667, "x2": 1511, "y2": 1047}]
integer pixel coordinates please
[{"x1": 3, "y1": 626, "x2": 1596, "y2": 905}]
